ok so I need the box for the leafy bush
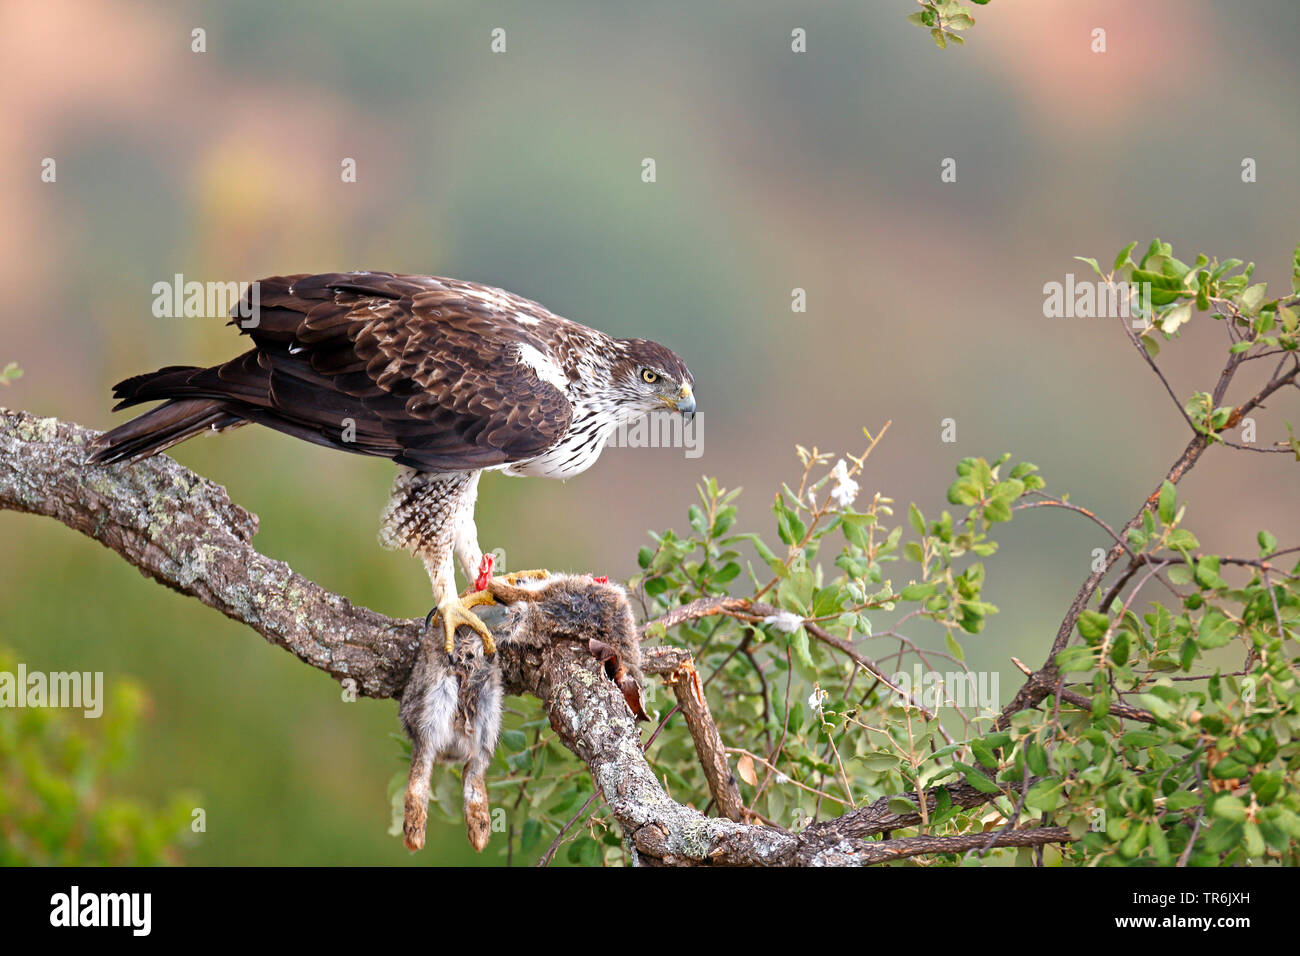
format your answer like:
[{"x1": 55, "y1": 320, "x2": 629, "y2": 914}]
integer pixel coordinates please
[{"x1": 0, "y1": 647, "x2": 199, "y2": 865}]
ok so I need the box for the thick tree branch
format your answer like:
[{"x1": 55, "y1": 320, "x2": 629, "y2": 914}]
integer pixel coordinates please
[
  {"x1": 1, "y1": 407, "x2": 1057, "y2": 866},
  {"x1": 0, "y1": 407, "x2": 421, "y2": 698}
]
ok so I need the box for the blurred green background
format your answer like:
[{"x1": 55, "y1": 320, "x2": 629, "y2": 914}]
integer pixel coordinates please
[{"x1": 2, "y1": 0, "x2": 1298, "y2": 864}]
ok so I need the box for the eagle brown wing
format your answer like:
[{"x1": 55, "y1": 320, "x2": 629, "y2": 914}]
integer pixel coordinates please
[{"x1": 101, "y1": 272, "x2": 575, "y2": 471}]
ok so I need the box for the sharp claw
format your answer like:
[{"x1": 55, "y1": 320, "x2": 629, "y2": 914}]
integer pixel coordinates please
[
  {"x1": 429, "y1": 592, "x2": 499, "y2": 656},
  {"x1": 462, "y1": 606, "x2": 497, "y2": 654}
]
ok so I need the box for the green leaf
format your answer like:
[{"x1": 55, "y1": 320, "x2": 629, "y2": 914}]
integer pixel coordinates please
[
  {"x1": 711, "y1": 506, "x2": 737, "y2": 537},
  {"x1": 1110, "y1": 632, "x2": 1130, "y2": 667},
  {"x1": 520, "y1": 818, "x2": 541, "y2": 852},
  {"x1": 688, "y1": 504, "x2": 707, "y2": 534},
  {"x1": 1120, "y1": 821, "x2": 1148, "y2": 858},
  {"x1": 900, "y1": 582, "x2": 937, "y2": 602},
  {"x1": 992, "y1": 478, "x2": 1025, "y2": 500},
  {"x1": 789, "y1": 626, "x2": 813, "y2": 668},
  {"x1": 1165, "y1": 792, "x2": 1201, "y2": 812},
  {"x1": 947, "y1": 479, "x2": 981, "y2": 506},
  {"x1": 1026, "y1": 740, "x2": 1049, "y2": 776},
  {"x1": 1250, "y1": 770, "x2": 1282, "y2": 805},
  {"x1": 1025, "y1": 780, "x2": 1063, "y2": 812},
  {"x1": 1197, "y1": 610, "x2": 1234, "y2": 649},
  {"x1": 713, "y1": 561, "x2": 741, "y2": 584},
  {"x1": 1212, "y1": 795, "x2": 1246, "y2": 822},
  {"x1": 1114, "y1": 241, "x2": 1139, "y2": 271},
  {"x1": 862, "y1": 753, "x2": 901, "y2": 772},
  {"x1": 1240, "y1": 282, "x2": 1267, "y2": 315},
  {"x1": 1194, "y1": 556, "x2": 1225, "y2": 590},
  {"x1": 1161, "y1": 302, "x2": 1192, "y2": 334},
  {"x1": 909, "y1": 503, "x2": 926, "y2": 535},
  {"x1": 969, "y1": 738, "x2": 998, "y2": 769},
  {"x1": 1148, "y1": 822, "x2": 1170, "y2": 864},
  {"x1": 983, "y1": 497, "x2": 1011, "y2": 523},
  {"x1": 1157, "y1": 481, "x2": 1176, "y2": 525},
  {"x1": 1211, "y1": 758, "x2": 1250, "y2": 780},
  {"x1": 955, "y1": 763, "x2": 1000, "y2": 794},
  {"x1": 1077, "y1": 610, "x2": 1110, "y2": 644},
  {"x1": 1056, "y1": 646, "x2": 1097, "y2": 673},
  {"x1": 1257, "y1": 530, "x2": 1277, "y2": 557},
  {"x1": 1131, "y1": 268, "x2": 1183, "y2": 306},
  {"x1": 1243, "y1": 821, "x2": 1265, "y2": 858},
  {"x1": 1074, "y1": 256, "x2": 1103, "y2": 278}
]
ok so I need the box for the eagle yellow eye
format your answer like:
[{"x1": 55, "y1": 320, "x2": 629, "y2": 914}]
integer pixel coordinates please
[{"x1": 640, "y1": 368, "x2": 659, "y2": 384}]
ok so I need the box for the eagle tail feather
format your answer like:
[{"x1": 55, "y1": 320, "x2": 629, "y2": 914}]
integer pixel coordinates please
[{"x1": 88, "y1": 396, "x2": 243, "y2": 465}]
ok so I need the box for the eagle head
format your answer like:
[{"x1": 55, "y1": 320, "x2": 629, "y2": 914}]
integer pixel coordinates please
[{"x1": 612, "y1": 338, "x2": 696, "y2": 420}]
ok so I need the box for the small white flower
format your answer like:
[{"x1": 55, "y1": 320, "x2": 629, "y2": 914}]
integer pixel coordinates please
[
  {"x1": 763, "y1": 610, "x2": 804, "y2": 633},
  {"x1": 829, "y1": 458, "x2": 859, "y2": 509},
  {"x1": 808, "y1": 686, "x2": 827, "y2": 714}
]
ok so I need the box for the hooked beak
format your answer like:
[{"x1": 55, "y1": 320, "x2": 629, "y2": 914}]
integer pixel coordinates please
[
  {"x1": 660, "y1": 383, "x2": 696, "y2": 419},
  {"x1": 671, "y1": 383, "x2": 695, "y2": 421}
]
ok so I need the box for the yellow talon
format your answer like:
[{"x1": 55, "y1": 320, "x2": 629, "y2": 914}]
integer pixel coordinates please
[{"x1": 433, "y1": 591, "x2": 498, "y2": 656}]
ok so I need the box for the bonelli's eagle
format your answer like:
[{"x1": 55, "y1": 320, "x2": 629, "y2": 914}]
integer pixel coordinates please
[{"x1": 91, "y1": 271, "x2": 696, "y2": 652}]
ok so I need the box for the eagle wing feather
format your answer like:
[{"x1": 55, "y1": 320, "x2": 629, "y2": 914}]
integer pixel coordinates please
[{"x1": 111, "y1": 272, "x2": 576, "y2": 471}]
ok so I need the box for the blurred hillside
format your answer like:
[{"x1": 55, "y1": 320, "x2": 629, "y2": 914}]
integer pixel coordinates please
[{"x1": 1, "y1": 0, "x2": 1298, "y2": 864}]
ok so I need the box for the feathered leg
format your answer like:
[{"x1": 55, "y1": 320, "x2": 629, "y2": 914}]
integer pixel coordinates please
[{"x1": 380, "y1": 468, "x2": 499, "y2": 655}]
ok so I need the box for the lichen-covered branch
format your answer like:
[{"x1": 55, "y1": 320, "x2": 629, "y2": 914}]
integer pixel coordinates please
[
  {"x1": 0, "y1": 406, "x2": 1066, "y2": 866},
  {"x1": 0, "y1": 407, "x2": 422, "y2": 698}
]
